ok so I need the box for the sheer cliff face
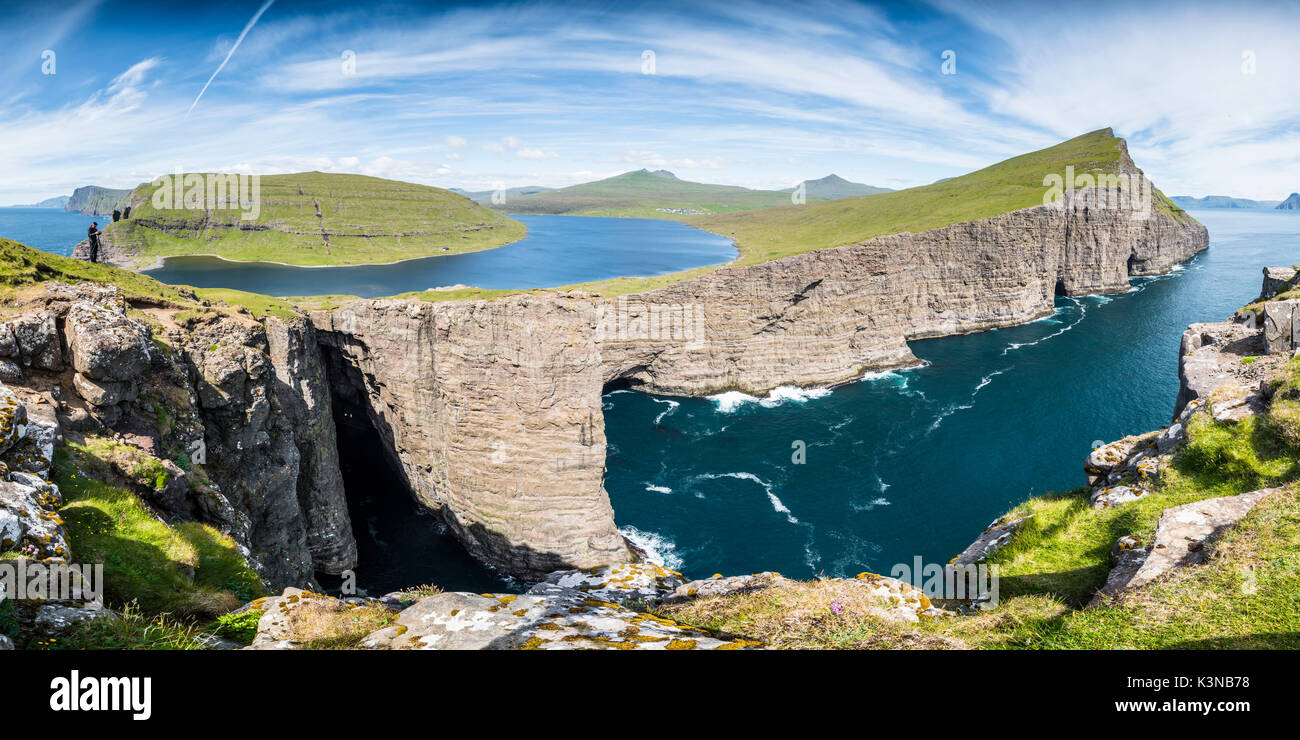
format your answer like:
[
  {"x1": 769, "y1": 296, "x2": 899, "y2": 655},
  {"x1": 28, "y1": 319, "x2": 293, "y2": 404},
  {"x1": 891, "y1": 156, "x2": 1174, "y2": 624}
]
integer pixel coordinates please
[{"x1": 314, "y1": 200, "x2": 1208, "y2": 578}]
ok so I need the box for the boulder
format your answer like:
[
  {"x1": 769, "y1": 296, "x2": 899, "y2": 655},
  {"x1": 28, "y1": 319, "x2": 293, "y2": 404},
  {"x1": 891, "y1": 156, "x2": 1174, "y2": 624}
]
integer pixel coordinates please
[
  {"x1": 11, "y1": 312, "x2": 62, "y2": 370},
  {"x1": 1262, "y1": 299, "x2": 1300, "y2": 354},
  {"x1": 64, "y1": 300, "x2": 153, "y2": 382},
  {"x1": 0, "y1": 477, "x2": 71, "y2": 560},
  {"x1": 71, "y1": 373, "x2": 135, "y2": 407},
  {"x1": 1091, "y1": 485, "x2": 1146, "y2": 509},
  {"x1": 662, "y1": 571, "x2": 784, "y2": 605},
  {"x1": 0, "y1": 360, "x2": 21, "y2": 383},
  {"x1": 1092, "y1": 488, "x2": 1278, "y2": 603},
  {"x1": 0, "y1": 322, "x2": 17, "y2": 358}
]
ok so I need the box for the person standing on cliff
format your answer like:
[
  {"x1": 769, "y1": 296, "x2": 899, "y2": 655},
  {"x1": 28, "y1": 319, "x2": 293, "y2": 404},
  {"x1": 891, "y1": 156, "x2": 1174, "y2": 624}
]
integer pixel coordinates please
[{"x1": 86, "y1": 222, "x2": 102, "y2": 263}]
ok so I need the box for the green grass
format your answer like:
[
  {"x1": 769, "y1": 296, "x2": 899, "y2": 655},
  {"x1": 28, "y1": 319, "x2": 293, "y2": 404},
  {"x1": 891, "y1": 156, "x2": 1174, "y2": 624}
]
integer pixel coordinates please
[
  {"x1": 191, "y1": 287, "x2": 301, "y2": 319},
  {"x1": 0, "y1": 237, "x2": 204, "y2": 309},
  {"x1": 53, "y1": 444, "x2": 264, "y2": 620},
  {"x1": 104, "y1": 171, "x2": 526, "y2": 268},
  {"x1": 496, "y1": 169, "x2": 796, "y2": 217},
  {"x1": 30, "y1": 604, "x2": 213, "y2": 650},
  {"x1": 688, "y1": 128, "x2": 1190, "y2": 265}
]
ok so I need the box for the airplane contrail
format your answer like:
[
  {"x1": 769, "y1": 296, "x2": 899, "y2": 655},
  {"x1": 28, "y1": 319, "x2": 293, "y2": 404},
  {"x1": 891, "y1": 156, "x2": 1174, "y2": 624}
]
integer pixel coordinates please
[{"x1": 185, "y1": 0, "x2": 276, "y2": 118}]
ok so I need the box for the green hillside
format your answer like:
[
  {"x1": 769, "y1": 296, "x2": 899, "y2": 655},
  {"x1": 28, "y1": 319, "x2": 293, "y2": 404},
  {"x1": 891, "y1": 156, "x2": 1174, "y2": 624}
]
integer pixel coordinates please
[
  {"x1": 66, "y1": 185, "x2": 133, "y2": 217},
  {"x1": 102, "y1": 172, "x2": 525, "y2": 268},
  {"x1": 691, "y1": 128, "x2": 1192, "y2": 265},
  {"x1": 496, "y1": 169, "x2": 795, "y2": 217}
]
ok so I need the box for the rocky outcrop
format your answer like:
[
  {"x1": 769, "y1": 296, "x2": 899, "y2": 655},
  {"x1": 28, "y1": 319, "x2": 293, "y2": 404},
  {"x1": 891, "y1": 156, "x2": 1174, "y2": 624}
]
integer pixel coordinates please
[
  {"x1": 0, "y1": 283, "x2": 356, "y2": 590},
  {"x1": 314, "y1": 197, "x2": 1206, "y2": 578},
  {"x1": 1093, "y1": 489, "x2": 1278, "y2": 603}
]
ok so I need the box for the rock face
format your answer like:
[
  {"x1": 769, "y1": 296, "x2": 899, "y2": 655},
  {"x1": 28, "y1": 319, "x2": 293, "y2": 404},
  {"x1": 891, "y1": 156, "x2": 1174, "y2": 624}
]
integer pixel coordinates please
[
  {"x1": 0, "y1": 283, "x2": 356, "y2": 590},
  {"x1": 1260, "y1": 266, "x2": 1296, "y2": 300},
  {"x1": 314, "y1": 198, "x2": 1206, "y2": 578}
]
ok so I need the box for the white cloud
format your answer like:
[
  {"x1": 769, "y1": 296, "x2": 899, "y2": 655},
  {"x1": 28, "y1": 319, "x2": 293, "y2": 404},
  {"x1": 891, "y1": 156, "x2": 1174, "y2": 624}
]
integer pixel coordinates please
[{"x1": 445, "y1": 135, "x2": 468, "y2": 148}]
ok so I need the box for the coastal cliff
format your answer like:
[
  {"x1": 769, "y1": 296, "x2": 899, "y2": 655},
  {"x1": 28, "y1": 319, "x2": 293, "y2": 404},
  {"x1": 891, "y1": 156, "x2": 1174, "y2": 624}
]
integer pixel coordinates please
[{"x1": 312, "y1": 194, "x2": 1207, "y2": 577}]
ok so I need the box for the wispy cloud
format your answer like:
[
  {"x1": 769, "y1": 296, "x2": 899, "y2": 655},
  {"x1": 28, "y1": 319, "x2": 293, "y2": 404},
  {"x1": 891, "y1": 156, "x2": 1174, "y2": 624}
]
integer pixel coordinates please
[{"x1": 186, "y1": 0, "x2": 276, "y2": 118}]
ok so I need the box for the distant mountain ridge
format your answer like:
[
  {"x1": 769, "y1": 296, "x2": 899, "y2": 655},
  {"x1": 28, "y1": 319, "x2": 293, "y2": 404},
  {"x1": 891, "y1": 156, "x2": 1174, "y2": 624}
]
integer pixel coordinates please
[
  {"x1": 1171, "y1": 195, "x2": 1281, "y2": 209},
  {"x1": 451, "y1": 185, "x2": 553, "y2": 205},
  {"x1": 7, "y1": 195, "x2": 71, "y2": 208},
  {"x1": 1276, "y1": 193, "x2": 1300, "y2": 210},
  {"x1": 495, "y1": 169, "x2": 795, "y2": 217},
  {"x1": 786, "y1": 174, "x2": 892, "y2": 199}
]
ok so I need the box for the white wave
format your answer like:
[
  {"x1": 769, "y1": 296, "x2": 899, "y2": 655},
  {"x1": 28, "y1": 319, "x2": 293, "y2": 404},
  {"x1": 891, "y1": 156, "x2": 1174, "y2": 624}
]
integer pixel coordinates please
[
  {"x1": 709, "y1": 385, "x2": 830, "y2": 413},
  {"x1": 644, "y1": 484, "x2": 673, "y2": 494},
  {"x1": 850, "y1": 496, "x2": 891, "y2": 512},
  {"x1": 1001, "y1": 298, "x2": 1087, "y2": 356},
  {"x1": 619, "y1": 525, "x2": 684, "y2": 570},
  {"x1": 651, "y1": 398, "x2": 680, "y2": 425},
  {"x1": 696, "y1": 471, "x2": 799, "y2": 524}
]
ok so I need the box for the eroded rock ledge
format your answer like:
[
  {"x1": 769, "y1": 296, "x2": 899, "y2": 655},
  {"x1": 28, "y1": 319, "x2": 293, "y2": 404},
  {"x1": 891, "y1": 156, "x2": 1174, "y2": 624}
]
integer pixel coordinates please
[{"x1": 312, "y1": 199, "x2": 1207, "y2": 578}]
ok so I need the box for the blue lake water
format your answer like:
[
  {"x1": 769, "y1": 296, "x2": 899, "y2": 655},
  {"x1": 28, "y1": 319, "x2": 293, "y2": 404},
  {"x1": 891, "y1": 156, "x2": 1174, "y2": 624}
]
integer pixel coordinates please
[
  {"x1": 604, "y1": 210, "x2": 1300, "y2": 580},
  {"x1": 139, "y1": 214, "x2": 738, "y2": 296},
  {"x1": 0, "y1": 207, "x2": 92, "y2": 255}
]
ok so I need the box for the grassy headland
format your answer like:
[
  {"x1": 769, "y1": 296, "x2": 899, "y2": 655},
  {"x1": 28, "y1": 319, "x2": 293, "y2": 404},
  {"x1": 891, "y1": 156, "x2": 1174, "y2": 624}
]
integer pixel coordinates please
[
  {"x1": 101, "y1": 172, "x2": 525, "y2": 268},
  {"x1": 688, "y1": 128, "x2": 1190, "y2": 265}
]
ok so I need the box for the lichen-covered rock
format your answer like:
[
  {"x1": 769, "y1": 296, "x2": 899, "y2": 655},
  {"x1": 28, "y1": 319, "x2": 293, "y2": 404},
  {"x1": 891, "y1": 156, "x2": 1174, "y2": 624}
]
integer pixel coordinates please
[
  {"x1": 952, "y1": 516, "x2": 1030, "y2": 566},
  {"x1": 0, "y1": 477, "x2": 71, "y2": 560},
  {"x1": 359, "y1": 582, "x2": 752, "y2": 650},
  {"x1": 544, "y1": 562, "x2": 685, "y2": 605},
  {"x1": 1091, "y1": 485, "x2": 1146, "y2": 509},
  {"x1": 0, "y1": 360, "x2": 21, "y2": 383},
  {"x1": 11, "y1": 312, "x2": 62, "y2": 370},
  {"x1": 246, "y1": 587, "x2": 382, "y2": 650},
  {"x1": 32, "y1": 601, "x2": 113, "y2": 636},
  {"x1": 64, "y1": 298, "x2": 153, "y2": 382},
  {"x1": 662, "y1": 571, "x2": 784, "y2": 605},
  {"x1": 0, "y1": 384, "x2": 27, "y2": 457}
]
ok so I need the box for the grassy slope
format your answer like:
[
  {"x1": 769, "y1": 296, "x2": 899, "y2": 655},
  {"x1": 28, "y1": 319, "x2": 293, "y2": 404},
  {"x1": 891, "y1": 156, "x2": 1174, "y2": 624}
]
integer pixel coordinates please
[
  {"x1": 103, "y1": 172, "x2": 526, "y2": 268},
  {"x1": 689, "y1": 128, "x2": 1191, "y2": 265},
  {"x1": 496, "y1": 169, "x2": 795, "y2": 218}
]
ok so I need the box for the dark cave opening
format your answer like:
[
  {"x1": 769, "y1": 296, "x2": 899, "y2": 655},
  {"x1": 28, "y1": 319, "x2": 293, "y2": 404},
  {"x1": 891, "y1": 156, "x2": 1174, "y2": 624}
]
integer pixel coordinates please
[
  {"x1": 1053, "y1": 279, "x2": 1068, "y2": 297},
  {"x1": 1127, "y1": 253, "x2": 1140, "y2": 276},
  {"x1": 314, "y1": 353, "x2": 513, "y2": 596}
]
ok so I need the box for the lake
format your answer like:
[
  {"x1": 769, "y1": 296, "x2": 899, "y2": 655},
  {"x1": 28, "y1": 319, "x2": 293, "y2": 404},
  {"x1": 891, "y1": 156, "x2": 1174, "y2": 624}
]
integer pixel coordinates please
[{"x1": 140, "y1": 214, "x2": 738, "y2": 296}]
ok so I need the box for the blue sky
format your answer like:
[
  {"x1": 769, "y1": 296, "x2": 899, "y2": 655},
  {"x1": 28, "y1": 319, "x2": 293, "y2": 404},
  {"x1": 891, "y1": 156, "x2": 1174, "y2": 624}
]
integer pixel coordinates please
[{"x1": 1, "y1": 0, "x2": 1298, "y2": 204}]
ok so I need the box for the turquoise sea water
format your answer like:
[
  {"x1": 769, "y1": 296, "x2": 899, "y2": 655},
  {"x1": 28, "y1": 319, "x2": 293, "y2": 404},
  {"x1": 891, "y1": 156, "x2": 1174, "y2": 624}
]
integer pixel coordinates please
[{"x1": 604, "y1": 210, "x2": 1300, "y2": 580}]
